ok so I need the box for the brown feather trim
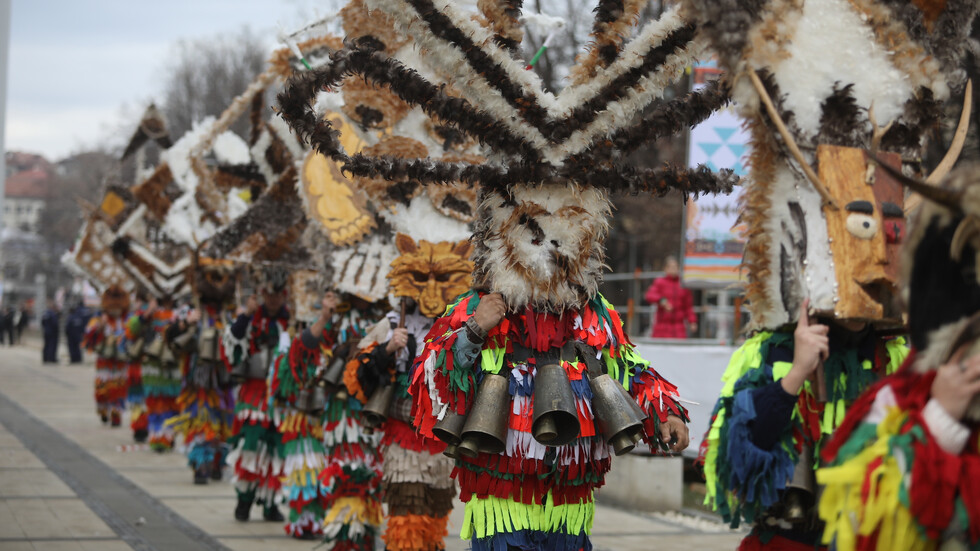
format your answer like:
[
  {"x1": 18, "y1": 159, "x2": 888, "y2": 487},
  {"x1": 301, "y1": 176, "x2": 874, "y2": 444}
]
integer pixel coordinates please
[
  {"x1": 342, "y1": 76, "x2": 413, "y2": 129},
  {"x1": 355, "y1": 137, "x2": 429, "y2": 205},
  {"x1": 478, "y1": 0, "x2": 524, "y2": 54},
  {"x1": 740, "y1": 113, "x2": 779, "y2": 323},
  {"x1": 569, "y1": 0, "x2": 645, "y2": 85}
]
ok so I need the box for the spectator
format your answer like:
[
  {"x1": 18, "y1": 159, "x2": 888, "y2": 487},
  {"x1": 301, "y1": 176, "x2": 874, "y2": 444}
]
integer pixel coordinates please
[
  {"x1": 4, "y1": 307, "x2": 15, "y2": 345},
  {"x1": 645, "y1": 256, "x2": 697, "y2": 338},
  {"x1": 16, "y1": 305, "x2": 29, "y2": 340},
  {"x1": 41, "y1": 301, "x2": 60, "y2": 363},
  {"x1": 65, "y1": 302, "x2": 89, "y2": 364}
]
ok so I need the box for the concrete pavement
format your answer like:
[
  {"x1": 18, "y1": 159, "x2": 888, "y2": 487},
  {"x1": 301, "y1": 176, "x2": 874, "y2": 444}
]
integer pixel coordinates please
[{"x1": 0, "y1": 342, "x2": 745, "y2": 551}]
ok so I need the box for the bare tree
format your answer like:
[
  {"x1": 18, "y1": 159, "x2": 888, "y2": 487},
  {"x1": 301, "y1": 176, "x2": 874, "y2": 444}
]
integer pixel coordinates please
[{"x1": 161, "y1": 27, "x2": 269, "y2": 139}]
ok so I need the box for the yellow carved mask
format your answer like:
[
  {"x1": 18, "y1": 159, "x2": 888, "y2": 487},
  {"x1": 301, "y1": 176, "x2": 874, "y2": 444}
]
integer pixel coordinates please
[{"x1": 387, "y1": 233, "x2": 474, "y2": 318}]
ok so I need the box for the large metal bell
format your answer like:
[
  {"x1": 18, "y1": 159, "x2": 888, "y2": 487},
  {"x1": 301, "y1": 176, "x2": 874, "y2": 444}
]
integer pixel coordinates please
[
  {"x1": 783, "y1": 444, "x2": 815, "y2": 523},
  {"x1": 531, "y1": 363, "x2": 580, "y2": 446},
  {"x1": 362, "y1": 383, "x2": 395, "y2": 429},
  {"x1": 458, "y1": 372, "x2": 510, "y2": 456},
  {"x1": 433, "y1": 409, "x2": 467, "y2": 446},
  {"x1": 197, "y1": 328, "x2": 220, "y2": 363},
  {"x1": 589, "y1": 374, "x2": 646, "y2": 456},
  {"x1": 322, "y1": 354, "x2": 348, "y2": 388}
]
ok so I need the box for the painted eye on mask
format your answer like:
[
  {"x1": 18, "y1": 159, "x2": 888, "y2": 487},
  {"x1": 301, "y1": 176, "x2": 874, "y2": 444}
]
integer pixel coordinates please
[
  {"x1": 411, "y1": 271, "x2": 429, "y2": 283},
  {"x1": 845, "y1": 213, "x2": 877, "y2": 239}
]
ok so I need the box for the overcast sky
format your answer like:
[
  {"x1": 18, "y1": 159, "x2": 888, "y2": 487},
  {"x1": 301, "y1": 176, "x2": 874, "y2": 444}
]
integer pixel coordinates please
[{"x1": 5, "y1": 0, "x2": 332, "y2": 161}]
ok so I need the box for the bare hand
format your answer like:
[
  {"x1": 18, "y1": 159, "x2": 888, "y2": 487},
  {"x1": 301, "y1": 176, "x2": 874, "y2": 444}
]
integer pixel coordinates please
[
  {"x1": 660, "y1": 298, "x2": 673, "y2": 312},
  {"x1": 321, "y1": 291, "x2": 339, "y2": 315},
  {"x1": 659, "y1": 415, "x2": 690, "y2": 452},
  {"x1": 782, "y1": 299, "x2": 829, "y2": 395},
  {"x1": 147, "y1": 298, "x2": 158, "y2": 313},
  {"x1": 932, "y1": 349, "x2": 980, "y2": 420},
  {"x1": 245, "y1": 295, "x2": 259, "y2": 316},
  {"x1": 385, "y1": 327, "x2": 409, "y2": 354},
  {"x1": 186, "y1": 309, "x2": 201, "y2": 325},
  {"x1": 473, "y1": 293, "x2": 507, "y2": 332}
]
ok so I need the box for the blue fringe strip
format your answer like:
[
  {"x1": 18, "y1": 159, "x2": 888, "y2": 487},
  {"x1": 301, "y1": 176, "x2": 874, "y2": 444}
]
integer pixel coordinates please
[
  {"x1": 187, "y1": 442, "x2": 228, "y2": 469},
  {"x1": 470, "y1": 529, "x2": 592, "y2": 551},
  {"x1": 726, "y1": 390, "x2": 795, "y2": 512}
]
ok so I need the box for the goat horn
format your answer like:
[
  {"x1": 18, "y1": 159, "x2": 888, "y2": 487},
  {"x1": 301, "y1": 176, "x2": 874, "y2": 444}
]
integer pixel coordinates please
[{"x1": 868, "y1": 153, "x2": 964, "y2": 212}]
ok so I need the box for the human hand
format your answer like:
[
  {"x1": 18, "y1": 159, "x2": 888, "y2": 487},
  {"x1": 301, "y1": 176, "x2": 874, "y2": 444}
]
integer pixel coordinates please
[
  {"x1": 245, "y1": 295, "x2": 259, "y2": 316},
  {"x1": 659, "y1": 415, "x2": 690, "y2": 452},
  {"x1": 147, "y1": 298, "x2": 158, "y2": 313},
  {"x1": 660, "y1": 298, "x2": 672, "y2": 312},
  {"x1": 385, "y1": 327, "x2": 409, "y2": 354},
  {"x1": 932, "y1": 349, "x2": 980, "y2": 421},
  {"x1": 473, "y1": 293, "x2": 506, "y2": 332},
  {"x1": 782, "y1": 299, "x2": 829, "y2": 395},
  {"x1": 321, "y1": 291, "x2": 339, "y2": 315},
  {"x1": 186, "y1": 309, "x2": 201, "y2": 325}
]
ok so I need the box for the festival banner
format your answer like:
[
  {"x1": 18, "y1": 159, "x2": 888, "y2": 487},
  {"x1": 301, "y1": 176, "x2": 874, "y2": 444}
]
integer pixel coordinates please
[{"x1": 684, "y1": 61, "x2": 748, "y2": 287}]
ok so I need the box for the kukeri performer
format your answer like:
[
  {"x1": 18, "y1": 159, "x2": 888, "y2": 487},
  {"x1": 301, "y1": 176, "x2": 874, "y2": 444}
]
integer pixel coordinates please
[
  {"x1": 166, "y1": 258, "x2": 239, "y2": 484},
  {"x1": 83, "y1": 285, "x2": 131, "y2": 428},
  {"x1": 272, "y1": 291, "x2": 338, "y2": 540},
  {"x1": 675, "y1": 0, "x2": 978, "y2": 547},
  {"x1": 124, "y1": 293, "x2": 150, "y2": 443},
  {"x1": 225, "y1": 281, "x2": 290, "y2": 523},
  {"x1": 130, "y1": 296, "x2": 180, "y2": 452},
  {"x1": 345, "y1": 234, "x2": 475, "y2": 551},
  {"x1": 317, "y1": 292, "x2": 388, "y2": 550},
  {"x1": 818, "y1": 164, "x2": 980, "y2": 551}
]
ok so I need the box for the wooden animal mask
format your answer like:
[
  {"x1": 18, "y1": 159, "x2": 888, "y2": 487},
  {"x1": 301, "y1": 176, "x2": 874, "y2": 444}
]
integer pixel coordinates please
[
  {"x1": 388, "y1": 233, "x2": 474, "y2": 318},
  {"x1": 678, "y1": 0, "x2": 977, "y2": 328}
]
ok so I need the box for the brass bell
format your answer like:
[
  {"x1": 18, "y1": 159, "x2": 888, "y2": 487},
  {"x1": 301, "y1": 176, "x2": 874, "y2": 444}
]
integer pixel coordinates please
[
  {"x1": 532, "y1": 363, "x2": 581, "y2": 446},
  {"x1": 322, "y1": 354, "x2": 347, "y2": 388},
  {"x1": 458, "y1": 372, "x2": 510, "y2": 455},
  {"x1": 295, "y1": 387, "x2": 312, "y2": 411},
  {"x1": 308, "y1": 381, "x2": 328, "y2": 413},
  {"x1": 435, "y1": 411, "x2": 467, "y2": 459},
  {"x1": 432, "y1": 409, "x2": 467, "y2": 446},
  {"x1": 144, "y1": 337, "x2": 165, "y2": 360},
  {"x1": 197, "y1": 328, "x2": 220, "y2": 363},
  {"x1": 443, "y1": 443, "x2": 460, "y2": 459},
  {"x1": 589, "y1": 374, "x2": 646, "y2": 456},
  {"x1": 362, "y1": 383, "x2": 395, "y2": 429},
  {"x1": 783, "y1": 444, "x2": 815, "y2": 524}
]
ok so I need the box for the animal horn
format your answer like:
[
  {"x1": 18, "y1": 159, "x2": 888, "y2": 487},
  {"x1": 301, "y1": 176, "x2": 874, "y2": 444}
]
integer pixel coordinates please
[
  {"x1": 868, "y1": 154, "x2": 964, "y2": 213},
  {"x1": 927, "y1": 79, "x2": 973, "y2": 186}
]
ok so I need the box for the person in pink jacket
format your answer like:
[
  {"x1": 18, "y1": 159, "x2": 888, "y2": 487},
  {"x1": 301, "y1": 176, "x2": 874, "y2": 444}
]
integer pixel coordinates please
[{"x1": 645, "y1": 256, "x2": 697, "y2": 338}]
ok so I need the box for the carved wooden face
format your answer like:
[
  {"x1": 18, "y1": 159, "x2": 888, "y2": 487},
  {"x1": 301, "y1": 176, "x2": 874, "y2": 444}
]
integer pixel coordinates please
[
  {"x1": 388, "y1": 233, "x2": 474, "y2": 318},
  {"x1": 195, "y1": 260, "x2": 238, "y2": 305},
  {"x1": 819, "y1": 146, "x2": 904, "y2": 323}
]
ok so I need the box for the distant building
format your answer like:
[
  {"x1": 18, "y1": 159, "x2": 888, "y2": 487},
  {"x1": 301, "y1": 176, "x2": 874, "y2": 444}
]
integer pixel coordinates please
[{"x1": 4, "y1": 168, "x2": 49, "y2": 232}]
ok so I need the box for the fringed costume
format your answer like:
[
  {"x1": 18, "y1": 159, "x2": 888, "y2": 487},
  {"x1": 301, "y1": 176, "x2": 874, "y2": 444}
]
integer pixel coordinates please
[
  {"x1": 412, "y1": 291, "x2": 686, "y2": 551},
  {"x1": 84, "y1": 313, "x2": 130, "y2": 427},
  {"x1": 84, "y1": 285, "x2": 132, "y2": 427},
  {"x1": 348, "y1": 307, "x2": 454, "y2": 551},
  {"x1": 225, "y1": 304, "x2": 289, "y2": 522},
  {"x1": 133, "y1": 308, "x2": 180, "y2": 451},
  {"x1": 700, "y1": 331, "x2": 907, "y2": 546},
  {"x1": 318, "y1": 304, "x2": 385, "y2": 550},
  {"x1": 274, "y1": 326, "x2": 332, "y2": 539},
  {"x1": 166, "y1": 304, "x2": 236, "y2": 484},
  {"x1": 124, "y1": 306, "x2": 149, "y2": 443},
  {"x1": 818, "y1": 165, "x2": 980, "y2": 550}
]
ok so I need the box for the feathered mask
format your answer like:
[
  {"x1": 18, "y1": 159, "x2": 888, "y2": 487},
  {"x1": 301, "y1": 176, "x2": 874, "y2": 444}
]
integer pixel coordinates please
[
  {"x1": 277, "y1": 0, "x2": 738, "y2": 312},
  {"x1": 678, "y1": 0, "x2": 978, "y2": 329}
]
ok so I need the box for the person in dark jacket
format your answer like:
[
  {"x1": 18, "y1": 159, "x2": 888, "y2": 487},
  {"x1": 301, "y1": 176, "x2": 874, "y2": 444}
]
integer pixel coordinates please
[
  {"x1": 41, "y1": 301, "x2": 60, "y2": 363},
  {"x1": 5, "y1": 307, "x2": 16, "y2": 345},
  {"x1": 65, "y1": 302, "x2": 89, "y2": 363},
  {"x1": 16, "y1": 305, "x2": 29, "y2": 341}
]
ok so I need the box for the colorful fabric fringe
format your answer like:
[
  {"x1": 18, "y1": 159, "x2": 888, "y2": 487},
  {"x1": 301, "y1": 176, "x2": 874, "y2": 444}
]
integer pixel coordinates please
[
  {"x1": 818, "y1": 367, "x2": 980, "y2": 551},
  {"x1": 275, "y1": 333, "x2": 331, "y2": 538},
  {"x1": 131, "y1": 309, "x2": 178, "y2": 451},
  {"x1": 410, "y1": 291, "x2": 685, "y2": 550},
  {"x1": 699, "y1": 331, "x2": 908, "y2": 530},
  {"x1": 84, "y1": 316, "x2": 129, "y2": 420},
  {"x1": 225, "y1": 309, "x2": 287, "y2": 507}
]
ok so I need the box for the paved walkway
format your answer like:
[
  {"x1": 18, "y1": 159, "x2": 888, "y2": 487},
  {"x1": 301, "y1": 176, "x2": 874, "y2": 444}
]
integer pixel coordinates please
[{"x1": 0, "y1": 342, "x2": 745, "y2": 551}]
